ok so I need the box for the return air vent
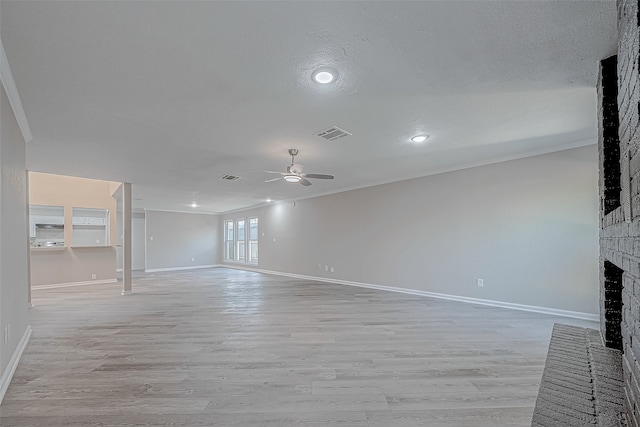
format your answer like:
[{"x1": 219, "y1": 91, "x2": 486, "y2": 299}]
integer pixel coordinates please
[
  {"x1": 316, "y1": 126, "x2": 352, "y2": 141},
  {"x1": 220, "y1": 174, "x2": 241, "y2": 181}
]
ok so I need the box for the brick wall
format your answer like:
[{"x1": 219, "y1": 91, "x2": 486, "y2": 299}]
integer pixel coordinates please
[{"x1": 599, "y1": 0, "x2": 640, "y2": 425}]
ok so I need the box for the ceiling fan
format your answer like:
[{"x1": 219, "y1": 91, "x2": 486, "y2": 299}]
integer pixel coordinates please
[{"x1": 264, "y1": 149, "x2": 334, "y2": 186}]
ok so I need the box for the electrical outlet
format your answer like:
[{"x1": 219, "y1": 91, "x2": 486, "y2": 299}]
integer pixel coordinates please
[
  {"x1": 330, "y1": 267, "x2": 334, "y2": 273},
  {"x1": 325, "y1": 265, "x2": 328, "y2": 271},
  {"x1": 318, "y1": 263, "x2": 322, "y2": 270},
  {"x1": 477, "y1": 278, "x2": 484, "y2": 287},
  {"x1": 191, "y1": 258, "x2": 195, "y2": 262},
  {"x1": 92, "y1": 273, "x2": 97, "y2": 280}
]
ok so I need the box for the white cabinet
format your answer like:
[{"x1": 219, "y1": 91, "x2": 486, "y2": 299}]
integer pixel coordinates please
[
  {"x1": 87, "y1": 217, "x2": 105, "y2": 226},
  {"x1": 72, "y1": 216, "x2": 105, "y2": 226}
]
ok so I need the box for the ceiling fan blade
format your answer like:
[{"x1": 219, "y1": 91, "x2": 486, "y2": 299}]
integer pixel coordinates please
[
  {"x1": 264, "y1": 170, "x2": 284, "y2": 174},
  {"x1": 264, "y1": 177, "x2": 282, "y2": 183},
  {"x1": 299, "y1": 178, "x2": 312, "y2": 186},
  {"x1": 304, "y1": 173, "x2": 334, "y2": 180}
]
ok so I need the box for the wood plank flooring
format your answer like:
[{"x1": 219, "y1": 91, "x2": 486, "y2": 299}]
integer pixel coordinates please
[{"x1": 0, "y1": 268, "x2": 598, "y2": 426}]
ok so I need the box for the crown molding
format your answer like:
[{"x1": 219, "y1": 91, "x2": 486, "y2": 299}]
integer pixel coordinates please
[{"x1": 1, "y1": 40, "x2": 33, "y2": 143}]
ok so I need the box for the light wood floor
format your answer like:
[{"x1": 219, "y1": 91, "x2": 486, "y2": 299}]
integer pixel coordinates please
[{"x1": 0, "y1": 268, "x2": 598, "y2": 426}]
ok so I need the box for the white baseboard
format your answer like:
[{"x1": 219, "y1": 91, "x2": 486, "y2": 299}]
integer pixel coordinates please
[
  {"x1": 32, "y1": 279, "x2": 118, "y2": 290},
  {"x1": 0, "y1": 325, "x2": 32, "y2": 404},
  {"x1": 220, "y1": 264, "x2": 599, "y2": 322},
  {"x1": 145, "y1": 265, "x2": 217, "y2": 273}
]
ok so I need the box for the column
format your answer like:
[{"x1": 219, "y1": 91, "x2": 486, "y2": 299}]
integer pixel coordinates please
[{"x1": 121, "y1": 182, "x2": 132, "y2": 295}]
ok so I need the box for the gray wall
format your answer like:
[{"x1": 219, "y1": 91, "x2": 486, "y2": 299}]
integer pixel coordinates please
[
  {"x1": 145, "y1": 210, "x2": 218, "y2": 271},
  {"x1": 0, "y1": 85, "x2": 29, "y2": 378},
  {"x1": 221, "y1": 145, "x2": 600, "y2": 315}
]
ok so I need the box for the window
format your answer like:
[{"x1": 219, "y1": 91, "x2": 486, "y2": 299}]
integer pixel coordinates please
[
  {"x1": 224, "y1": 217, "x2": 258, "y2": 264},
  {"x1": 72, "y1": 207, "x2": 109, "y2": 247},
  {"x1": 224, "y1": 220, "x2": 234, "y2": 261},
  {"x1": 249, "y1": 218, "x2": 258, "y2": 263},
  {"x1": 236, "y1": 219, "x2": 246, "y2": 262},
  {"x1": 29, "y1": 205, "x2": 65, "y2": 248}
]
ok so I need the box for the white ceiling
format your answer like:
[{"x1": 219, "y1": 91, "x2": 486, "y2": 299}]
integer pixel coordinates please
[{"x1": 1, "y1": 1, "x2": 617, "y2": 214}]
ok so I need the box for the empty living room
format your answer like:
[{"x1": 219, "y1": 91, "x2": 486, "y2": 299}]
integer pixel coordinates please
[{"x1": 1, "y1": 1, "x2": 638, "y2": 426}]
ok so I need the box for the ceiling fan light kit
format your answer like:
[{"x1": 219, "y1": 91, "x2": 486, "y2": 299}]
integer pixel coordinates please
[{"x1": 284, "y1": 174, "x2": 301, "y2": 183}]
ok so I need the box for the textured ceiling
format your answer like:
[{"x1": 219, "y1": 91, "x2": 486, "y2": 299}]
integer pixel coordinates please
[{"x1": 1, "y1": 1, "x2": 617, "y2": 213}]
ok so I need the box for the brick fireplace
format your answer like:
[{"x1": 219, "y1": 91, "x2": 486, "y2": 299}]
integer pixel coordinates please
[{"x1": 598, "y1": 0, "x2": 640, "y2": 424}]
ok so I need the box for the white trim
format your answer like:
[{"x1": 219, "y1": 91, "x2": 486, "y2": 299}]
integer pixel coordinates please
[
  {"x1": 0, "y1": 325, "x2": 32, "y2": 404},
  {"x1": 31, "y1": 279, "x2": 118, "y2": 290},
  {"x1": 221, "y1": 265, "x2": 599, "y2": 322},
  {"x1": 0, "y1": 40, "x2": 33, "y2": 143},
  {"x1": 121, "y1": 290, "x2": 133, "y2": 296},
  {"x1": 116, "y1": 268, "x2": 123, "y2": 273},
  {"x1": 145, "y1": 264, "x2": 217, "y2": 273},
  {"x1": 223, "y1": 260, "x2": 258, "y2": 267}
]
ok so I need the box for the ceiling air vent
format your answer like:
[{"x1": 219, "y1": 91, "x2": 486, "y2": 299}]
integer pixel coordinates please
[
  {"x1": 316, "y1": 126, "x2": 351, "y2": 141},
  {"x1": 220, "y1": 174, "x2": 241, "y2": 181}
]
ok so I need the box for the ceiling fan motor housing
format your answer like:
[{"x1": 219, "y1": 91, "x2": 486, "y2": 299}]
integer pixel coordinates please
[{"x1": 290, "y1": 164, "x2": 304, "y2": 174}]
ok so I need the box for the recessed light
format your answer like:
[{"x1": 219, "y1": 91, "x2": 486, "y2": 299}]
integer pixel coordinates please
[
  {"x1": 312, "y1": 68, "x2": 337, "y2": 84},
  {"x1": 266, "y1": 199, "x2": 272, "y2": 203},
  {"x1": 190, "y1": 202, "x2": 198, "y2": 208},
  {"x1": 411, "y1": 135, "x2": 430, "y2": 143}
]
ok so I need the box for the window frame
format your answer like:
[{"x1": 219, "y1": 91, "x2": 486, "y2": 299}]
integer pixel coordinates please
[
  {"x1": 223, "y1": 217, "x2": 258, "y2": 264},
  {"x1": 224, "y1": 220, "x2": 234, "y2": 261},
  {"x1": 235, "y1": 218, "x2": 246, "y2": 262},
  {"x1": 248, "y1": 217, "x2": 258, "y2": 264}
]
